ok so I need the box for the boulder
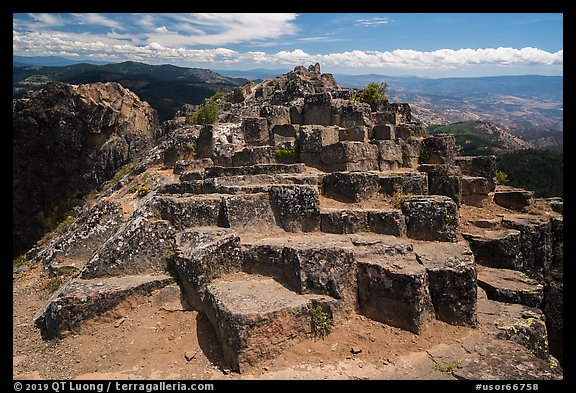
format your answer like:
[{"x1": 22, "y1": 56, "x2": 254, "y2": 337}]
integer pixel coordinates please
[
  {"x1": 269, "y1": 185, "x2": 321, "y2": 232},
  {"x1": 414, "y1": 242, "x2": 477, "y2": 326},
  {"x1": 462, "y1": 230, "x2": 523, "y2": 270},
  {"x1": 502, "y1": 214, "x2": 552, "y2": 281},
  {"x1": 494, "y1": 187, "x2": 535, "y2": 211},
  {"x1": 322, "y1": 171, "x2": 380, "y2": 203},
  {"x1": 418, "y1": 164, "x2": 462, "y2": 206},
  {"x1": 401, "y1": 195, "x2": 458, "y2": 242},
  {"x1": 320, "y1": 141, "x2": 378, "y2": 172},
  {"x1": 357, "y1": 256, "x2": 435, "y2": 334},
  {"x1": 477, "y1": 265, "x2": 543, "y2": 308},
  {"x1": 79, "y1": 217, "x2": 176, "y2": 279},
  {"x1": 366, "y1": 209, "x2": 406, "y2": 237}
]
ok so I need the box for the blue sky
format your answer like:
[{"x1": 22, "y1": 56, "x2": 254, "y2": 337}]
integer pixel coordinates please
[{"x1": 12, "y1": 13, "x2": 563, "y2": 77}]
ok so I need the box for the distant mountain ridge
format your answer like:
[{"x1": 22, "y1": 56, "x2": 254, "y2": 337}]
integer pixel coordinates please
[
  {"x1": 13, "y1": 56, "x2": 562, "y2": 149},
  {"x1": 13, "y1": 60, "x2": 249, "y2": 121}
]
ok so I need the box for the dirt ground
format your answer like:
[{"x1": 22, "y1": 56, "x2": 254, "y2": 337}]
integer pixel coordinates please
[{"x1": 12, "y1": 197, "x2": 560, "y2": 381}]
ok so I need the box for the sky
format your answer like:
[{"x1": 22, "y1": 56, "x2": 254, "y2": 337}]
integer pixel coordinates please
[{"x1": 12, "y1": 13, "x2": 563, "y2": 77}]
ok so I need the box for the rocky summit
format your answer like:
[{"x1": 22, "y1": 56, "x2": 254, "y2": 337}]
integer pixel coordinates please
[{"x1": 13, "y1": 64, "x2": 563, "y2": 380}]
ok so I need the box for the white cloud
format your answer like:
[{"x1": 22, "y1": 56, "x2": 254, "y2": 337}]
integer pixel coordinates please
[
  {"x1": 356, "y1": 17, "x2": 391, "y2": 26},
  {"x1": 13, "y1": 24, "x2": 563, "y2": 72}
]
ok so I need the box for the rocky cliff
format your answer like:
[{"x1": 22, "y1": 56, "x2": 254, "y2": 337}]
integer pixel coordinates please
[{"x1": 13, "y1": 81, "x2": 161, "y2": 258}]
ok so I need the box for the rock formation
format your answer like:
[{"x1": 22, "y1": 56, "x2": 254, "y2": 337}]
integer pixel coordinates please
[
  {"x1": 15, "y1": 64, "x2": 563, "y2": 378},
  {"x1": 13, "y1": 82, "x2": 161, "y2": 258}
]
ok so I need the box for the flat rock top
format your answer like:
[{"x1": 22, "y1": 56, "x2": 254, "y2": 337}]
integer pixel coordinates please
[
  {"x1": 248, "y1": 233, "x2": 354, "y2": 250},
  {"x1": 206, "y1": 275, "x2": 314, "y2": 315},
  {"x1": 356, "y1": 253, "x2": 425, "y2": 275},
  {"x1": 62, "y1": 274, "x2": 174, "y2": 296},
  {"x1": 462, "y1": 228, "x2": 520, "y2": 240},
  {"x1": 477, "y1": 265, "x2": 543, "y2": 292},
  {"x1": 413, "y1": 242, "x2": 475, "y2": 270}
]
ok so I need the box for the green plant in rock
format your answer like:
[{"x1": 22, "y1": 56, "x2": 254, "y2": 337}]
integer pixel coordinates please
[
  {"x1": 349, "y1": 93, "x2": 361, "y2": 103},
  {"x1": 13, "y1": 254, "x2": 28, "y2": 269},
  {"x1": 392, "y1": 190, "x2": 413, "y2": 209},
  {"x1": 434, "y1": 360, "x2": 460, "y2": 373},
  {"x1": 275, "y1": 148, "x2": 298, "y2": 159},
  {"x1": 135, "y1": 185, "x2": 151, "y2": 197},
  {"x1": 187, "y1": 91, "x2": 223, "y2": 126},
  {"x1": 310, "y1": 303, "x2": 333, "y2": 339},
  {"x1": 360, "y1": 82, "x2": 389, "y2": 110},
  {"x1": 43, "y1": 265, "x2": 78, "y2": 293},
  {"x1": 189, "y1": 101, "x2": 220, "y2": 125},
  {"x1": 496, "y1": 171, "x2": 509, "y2": 185},
  {"x1": 44, "y1": 277, "x2": 65, "y2": 293}
]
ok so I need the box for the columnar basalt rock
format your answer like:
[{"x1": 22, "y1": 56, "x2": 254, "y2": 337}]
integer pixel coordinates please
[
  {"x1": 501, "y1": 214, "x2": 552, "y2": 281},
  {"x1": 357, "y1": 256, "x2": 435, "y2": 334},
  {"x1": 418, "y1": 164, "x2": 463, "y2": 206},
  {"x1": 413, "y1": 242, "x2": 477, "y2": 327},
  {"x1": 322, "y1": 172, "x2": 380, "y2": 203},
  {"x1": 22, "y1": 64, "x2": 562, "y2": 378},
  {"x1": 79, "y1": 217, "x2": 176, "y2": 279},
  {"x1": 174, "y1": 227, "x2": 243, "y2": 309},
  {"x1": 455, "y1": 155, "x2": 497, "y2": 191},
  {"x1": 269, "y1": 185, "x2": 321, "y2": 232},
  {"x1": 421, "y1": 134, "x2": 458, "y2": 164},
  {"x1": 401, "y1": 195, "x2": 458, "y2": 242},
  {"x1": 320, "y1": 141, "x2": 379, "y2": 172},
  {"x1": 462, "y1": 230, "x2": 523, "y2": 270}
]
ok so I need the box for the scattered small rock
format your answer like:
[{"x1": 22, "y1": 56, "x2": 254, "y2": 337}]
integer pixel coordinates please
[
  {"x1": 184, "y1": 351, "x2": 197, "y2": 361},
  {"x1": 114, "y1": 317, "x2": 125, "y2": 328},
  {"x1": 350, "y1": 346, "x2": 362, "y2": 355}
]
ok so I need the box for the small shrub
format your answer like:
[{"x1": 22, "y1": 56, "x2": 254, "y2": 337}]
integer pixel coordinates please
[
  {"x1": 275, "y1": 148, "x2": 298, "y2": 159},
  {"x1": 434, "y1": 360, "x2": 460, "y2": 373},
  {"x1": 44, "y1": 277, "x2": 64, "y2": 293},
  {"x1": 496, "y1": 171, "x2": 509, "y2": 185},
  {"x1": 310, "y1": 303, "x2": 333, "y2": 339},
  {"x1": 189, "y1": 101, "x2": 220, "y2": 125},
  {"x1": 392, "y1": 190, "x2": 413, "y2": 209},
  {"x1": 360, "y1": 82, "x2": 389, "y2": 110},
  {"x1": 13, "y1": 254, "x2": 28, "y2": 269},
  {"x1": 135, "y1": 185, "x2": 151, "y2": 197}
]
